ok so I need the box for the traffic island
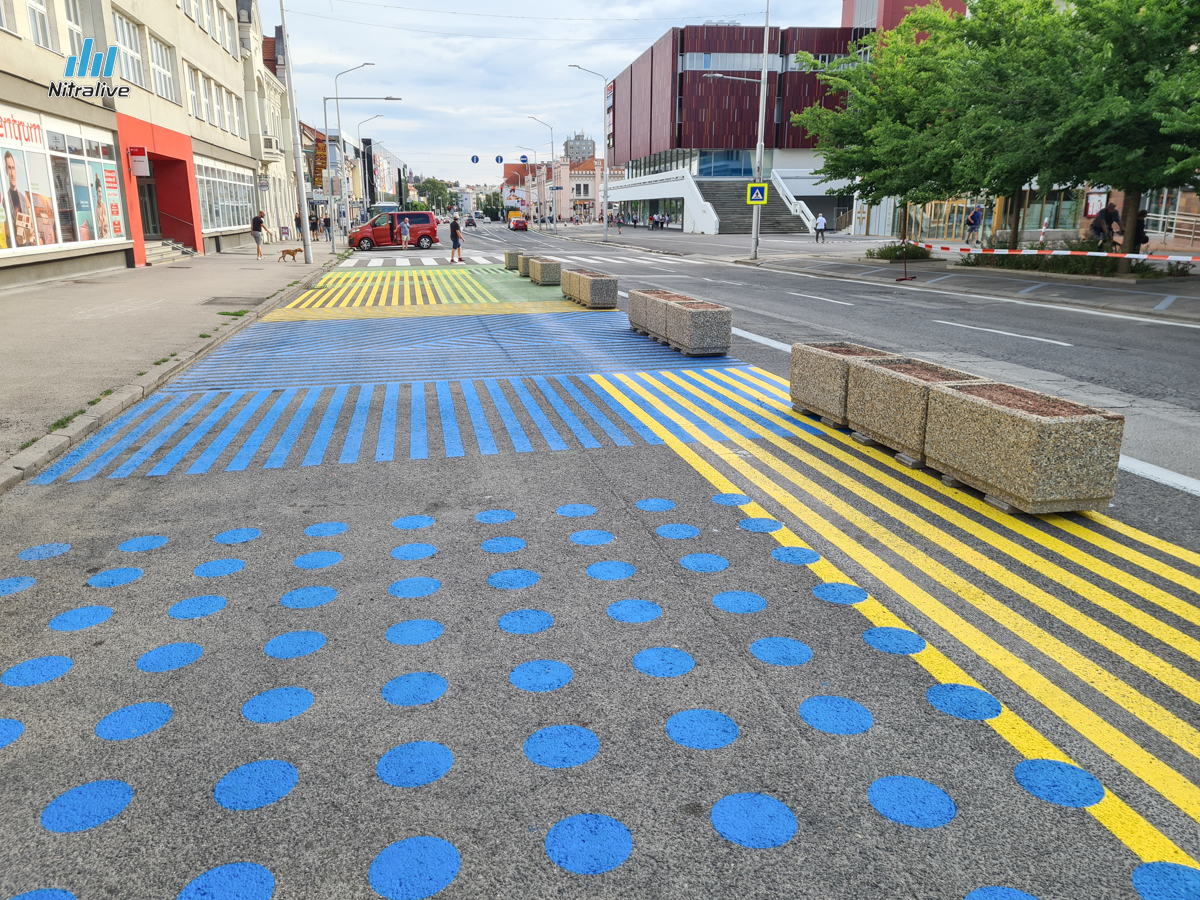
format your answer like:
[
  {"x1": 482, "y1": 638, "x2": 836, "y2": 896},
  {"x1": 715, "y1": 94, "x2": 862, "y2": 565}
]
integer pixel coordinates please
[
  {"x1": 665, "y1": 300, "x2": 732, "y2": 356},
  {"x1": 790, "y1": 342, "x2": 901, "y2": 426},
  {"x1": 528, "y1": 258, "x2": 561, "y2": 286},
  {"x1": 563, "y1": 269, "x2": 619, "y2": 309},
  {"x1": 846, "y1": 358, "x2": 986, "y2": 466},
  {"x1": 517, "y1": 254, "x2": 531, "y2": 277},
  {"x1": 924, "y1": 382, "x2": 1124, "y2": 514},
  {"x1": 504, "y1": 250, "x2": 520, "y2": 270}
]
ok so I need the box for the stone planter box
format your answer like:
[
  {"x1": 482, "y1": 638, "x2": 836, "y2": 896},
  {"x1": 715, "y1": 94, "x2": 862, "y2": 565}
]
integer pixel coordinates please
[
  {"x1": 846, "y1": 358, "x2": 986, "y2": 465},
  {"x1": 562, "y1": 269, "x2": 618, "y2": 309},
  {"x1": 640, "y1": 290, "x2": 692, "y2": 341},
  {"x1": 924, "y1": 382, "x2": 1124, "y2": 513},
  {"x1": 517, "y1": 254, "x2": 531, "y2": 277},
  {"x1": 790, "y1": 342, "x2": 901, "y2": 426},
  {"x1": 665, "y1": 300, "x2": 732, "y2": 356},
  {"x1": 504, "y1": 250, "x2": 520, "y2": 270},
  {"x1": 528, "y1": 258, "x2": 561, "y2": 285},
  {"x1": 627, "y1": 289, "x2": 651, "y2": 332}
]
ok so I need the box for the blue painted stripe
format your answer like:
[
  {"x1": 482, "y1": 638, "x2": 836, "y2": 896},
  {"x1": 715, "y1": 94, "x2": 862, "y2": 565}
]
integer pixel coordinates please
[
  {"x1": 435, "y1": 381, "x2": 464, "y2": 458},
  {"x1": 376, "y1": 383, "x2": 399, "y2": 462},
  {"x1": 554, "y1": 376, "x2": 633, "y2": 447},
  {"x1": 187, "y1": 390, "x2": 272, "y2": 474},
  {"x1": 226, "y1": 388, "x2": 298, "y2": 471},
  {"x1": 533, "y1": 377, "x2": 600, "y2": 449},
  {"x1": 264, "y1": 387, "x2": 323, "y2": 469},
  {"x1": 581, "y1": 375, "x2": 666, "y2": 445},
  {"x1": 694, "y1": 369, "x2": 824, "y2": 437},
  {"x1": 410, "y1": 382, "x2": 428, "y2": 460},
  {"x1": 483, "y1": 379, "x2": 533, "y2": 453},
  {"x1": 654, "y1": 374, "x2": 768, "y2": 439},
  {"x1": 32, "y1": 394, "x2": 169, "y2": 484},
  {"x1": 303, "y1": 384, "x2": 350, "y2": 466},
  {"x1": 587, "y1": 375, "x2": 691, "y2": 444},
  {"x1": 625, "y1": 373, "x2": 731, "y2": 441},
  {"x1": 460, "y1": 381, "x2": 498, "y2": 456},
  {"x1": 108, "y1": 393, "x2": 220, "y2": 479},
  {"x1": 149, "y1": 391, "x2": 246, "y2": 476},
  {"x1": 339, "y1": 384, "x2": 375, "y2": 464},
  {"x1": 68, "y1": 394, "x2": 189, "y2": 483},
  {"x1": 507, "y1": 378, "x2": 567, "y2": 451}
]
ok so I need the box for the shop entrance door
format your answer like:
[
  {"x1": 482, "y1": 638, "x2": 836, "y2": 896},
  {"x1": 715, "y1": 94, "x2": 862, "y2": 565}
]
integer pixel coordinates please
[{"x1": 137, "y1": 170, "x2": 162, "y2": 240}]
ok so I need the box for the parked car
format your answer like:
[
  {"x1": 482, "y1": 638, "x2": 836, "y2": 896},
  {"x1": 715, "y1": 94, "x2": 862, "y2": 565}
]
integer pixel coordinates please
[
  {"x1": 350, "y1": 211, "x2": 439, "y2": 250},
  {"x1": 509, "y1": 217, "x2": 528, "y2": 231}
]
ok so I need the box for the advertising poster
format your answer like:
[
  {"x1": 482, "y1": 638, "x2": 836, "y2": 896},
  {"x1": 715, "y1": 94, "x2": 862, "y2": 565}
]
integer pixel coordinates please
[
  {"x1": 26, "y1": 150, "x2": 59, "y2": 246},
  {"x1": 0, "y1": 196, "x2": 9, "y2": 249},
  {"x1": 71, "y1": 158, "x2": 95, "y2": 241},
  {"x1": 3, "y1": 147, "x2": 38, "y2": 247},
  {"x1": 103, "y1": 165, "x2": 123, "y2": 237},
  {"x1": 89, "y1": 161, "x2": 110, "y2": 239},
  {"x1": 51, "y1": 155, "x2": 77, "y2": 242}
]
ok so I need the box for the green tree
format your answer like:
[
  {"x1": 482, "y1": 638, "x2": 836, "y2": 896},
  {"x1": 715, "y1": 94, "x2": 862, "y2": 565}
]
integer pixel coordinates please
[{"x1": 418, "y1": 177, "x2": 451, "y2": 210}]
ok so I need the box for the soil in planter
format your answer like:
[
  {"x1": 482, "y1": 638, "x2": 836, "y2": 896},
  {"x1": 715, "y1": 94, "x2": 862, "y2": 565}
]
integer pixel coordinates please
[
  {"x1": 954, "y1": 383, "x2": 1109, "y2": 418},
  {"x1": 883, "y1": 362, "x2": 971, "y2": 383},
  {"x1": 816, "y1": 343, "x2": 892, "y2": 358}
]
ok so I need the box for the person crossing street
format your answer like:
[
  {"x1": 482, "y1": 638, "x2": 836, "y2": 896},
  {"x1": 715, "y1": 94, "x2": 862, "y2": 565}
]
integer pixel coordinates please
[{"x1": 449, "y1": 214, "x2": 464, "y2": 262}]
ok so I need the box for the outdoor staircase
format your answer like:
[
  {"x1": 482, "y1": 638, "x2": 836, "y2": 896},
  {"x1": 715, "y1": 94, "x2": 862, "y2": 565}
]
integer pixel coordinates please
[
  {"x1": 695, "y1": 178, "x2": 810, "y2": 235},
  {"x1": 144, "y1": 239, "x2": 195, "y2": 265}
]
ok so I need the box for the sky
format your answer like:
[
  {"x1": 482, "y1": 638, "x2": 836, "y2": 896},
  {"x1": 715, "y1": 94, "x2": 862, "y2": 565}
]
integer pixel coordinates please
[{"x1": 262, "y1": 0, "x2": 841, "y2": 186}]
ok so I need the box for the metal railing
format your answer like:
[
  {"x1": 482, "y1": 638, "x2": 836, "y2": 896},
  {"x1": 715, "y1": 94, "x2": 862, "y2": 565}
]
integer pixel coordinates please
[
  {"x1": 835, "y1": 209, "x2": 854, "y2": 232},
  {"x1": 1144, "y1": 210, "x2": 1200, "y2": 247},
  {"x1": 769, "y1": 170, "x2": 816, "y2": 231}
]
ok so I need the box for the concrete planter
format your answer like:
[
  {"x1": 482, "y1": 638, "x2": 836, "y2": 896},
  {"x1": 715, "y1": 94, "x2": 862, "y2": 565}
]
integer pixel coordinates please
[
  {"x1": 645, "y1": 290, "x2": 692, "y2": 341},
  {"x1": 504, "y1": 250, "x2": 520, "y2": 270},
  {"x1": 846, "y1": 358, "x2": 986, "y2": 465},
  {"x1": 561, "y1": 268, "x2": 576, "y2": 298},
  {"x1": 528, "y1": 258, "x2": 561, "y2": 285},
  {"x1": 628, "y1": 289, "x2": 650, "y2": 332},
  {"x1": 665, "y1": 300, "x2": 732, "y2": 356},
  {"x1": 564, "y1": 269, "x2": 619, "y2": 309},
  {"x1": 924, "y1": 382, "x2": 1124, "y2": 513},
  {"x1": 790, "y1": 342, "x2": 901, "y2": 426},
  {"x1": 517, "y1": 254, "x2": 531, "y2": 277}
]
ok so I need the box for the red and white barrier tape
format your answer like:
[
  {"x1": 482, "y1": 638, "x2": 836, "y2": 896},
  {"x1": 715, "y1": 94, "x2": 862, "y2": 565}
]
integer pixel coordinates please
[{"x1": 902, "y1": 240, "x2": 1199, "y2": 263}]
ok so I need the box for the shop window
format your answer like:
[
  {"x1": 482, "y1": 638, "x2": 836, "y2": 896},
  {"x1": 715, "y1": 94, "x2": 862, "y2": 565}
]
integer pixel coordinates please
[
  {"x1": 112, "y1": 10, "x2": 146, "y2": 88},
  {"x1": 150, "y1": 36, "x2": 177, "y2": 103},
  {"x1": 66, "y1": 135, "x2": 84, "y2": 156},
  {"x1": 85, "y1": 140, "x2": 101, "y2": 158}
]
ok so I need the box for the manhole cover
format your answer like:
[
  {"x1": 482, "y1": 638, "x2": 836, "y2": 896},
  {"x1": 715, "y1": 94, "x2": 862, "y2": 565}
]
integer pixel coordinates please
[{"x1": 204, "y1": 296, "x2": 264, "y2": 306}]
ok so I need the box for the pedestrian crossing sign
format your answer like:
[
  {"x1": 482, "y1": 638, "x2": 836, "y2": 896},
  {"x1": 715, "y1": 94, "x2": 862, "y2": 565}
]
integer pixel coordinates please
[{"x1": 746, "y1": 183, "x2": 768, "y2": 205}]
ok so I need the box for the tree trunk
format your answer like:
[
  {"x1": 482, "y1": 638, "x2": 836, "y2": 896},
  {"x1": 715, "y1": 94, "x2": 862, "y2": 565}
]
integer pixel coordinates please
[
  {"x1": 1008, "y1": 190, "x2": 1022, "y2": 250},
  {"x1": 899, "y1": 202, "x2": 908, "y2": 241},
  {"x1": 1116, "y1": 189, "x2": 1141, "y2": 275}
]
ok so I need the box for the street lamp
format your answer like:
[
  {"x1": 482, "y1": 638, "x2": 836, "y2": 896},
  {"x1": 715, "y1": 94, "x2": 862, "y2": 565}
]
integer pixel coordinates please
[
  {"x1": 357, "y1": 115, "x2": 382, "y2": 209},
  {"x1": 569, "y1": 64, "x2": 610, "y2": 241},
  {"x1": 322, "y1": 95, "x2": 400, "y2": 251},
  {"x1": 517, "y1": 145, "x2": 541, "y2": 231},
  {"x1": 529, "y1": 116, "x2": 557, "y2": 235},
  {"x1": 335, "y1": 63, "x2": 372, "y2": 240}
]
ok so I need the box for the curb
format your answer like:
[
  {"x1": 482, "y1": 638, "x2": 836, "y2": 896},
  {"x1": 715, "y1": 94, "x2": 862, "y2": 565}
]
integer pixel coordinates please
[
  {"x1": 555, "y1": 232, "x2": 687, "y2": 257},
  {"x1": 0, "y1": 255, "x2": 341, "y2": 496}
]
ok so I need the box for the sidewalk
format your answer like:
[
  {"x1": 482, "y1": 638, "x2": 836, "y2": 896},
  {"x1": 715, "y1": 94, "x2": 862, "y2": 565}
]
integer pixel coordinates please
[
  {"x1": 0, "y1": 241, "x2": 338, "y2": 465},
  {"x1": 560, "y1": 222, "x2": 889, "y2": 260}
]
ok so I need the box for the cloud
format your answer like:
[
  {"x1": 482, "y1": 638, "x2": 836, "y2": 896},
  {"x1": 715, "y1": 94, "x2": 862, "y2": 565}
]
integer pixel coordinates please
[{"x1": 266, "y1": 0, "x2": 841, "y2": 184}]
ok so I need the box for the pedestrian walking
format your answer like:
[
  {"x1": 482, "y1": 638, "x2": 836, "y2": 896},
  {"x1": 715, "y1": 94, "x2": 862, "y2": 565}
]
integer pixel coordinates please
[
  {"x1": 323, "y1": 215, "x2": 331, "y2": 241},
  {"x1": 294, "y1": 212, "x2": 303, "y2": 238},
  {"x1": 965, "y1": 205, "x2": 983, "y2": 245},
  {"x1": 616, "y1": 214, "x2": 623, "y2": 234},
  {"x1": 1132, "y1": 209, "x2": 1150, "y2": 254},
  {"x1": 400, "y1": 216, "x2": 411, "y2": 250},
  {"x1": 814, "y1": 213, "x2": 827, "y2": 242},
  {"x1": 450, "y1": 215, "x2": 464, "y2": 262},
  {"x1": 251, "y1": 210, "x2": 272, "y2": 260},
  {"x1": 309, "y1": 212, "x2": 318, "y2": 238}
]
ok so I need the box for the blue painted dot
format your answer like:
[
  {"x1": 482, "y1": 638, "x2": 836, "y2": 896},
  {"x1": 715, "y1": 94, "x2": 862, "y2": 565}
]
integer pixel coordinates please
[
  {"x1": 812, "y1": 582, "x2": 867, "y2": 605},
  {"x1": 215, "y1": 528, "x2": 260, "y2": 545},
  {"x1": 387, "y1": 620, "x2": 444, "y2": 646},
  {"x1": 927, "y1": 683, "x2": 1002, "y2": 720},
  {"x1": 772, "y1": 546, "x2": 820, "y2": 565},
  {"x1": 1, "y1": 718, "x2": 25, "y2": 749},
  {"x1": 194, "y1": 559, "x2": 244, "y2": 578},
  {"x1": 499, "y1": 609, "x2": 554, "y2": 634},
  {"x1": 389, "y1": 577, "x2": 441, "y2": 599},
  {"x1": 377, "y1": 742, "x2": 454, "y2": 787},
  {"x1": 510, "y1": 660, "x2": 573, "y2": 693},
  {"x1": 666, "y1": 709, "x2": 738, "y2": 750},
  {"x1": 10, "y1": 890, "x2": 75, "y2": 899},
  {"x1": 864, "y1": 627, "x2": 926, "y2": 655},
  {"x1": 711, "y1": 793, "x2": 797, "y2": 848},
  {"x1": 680, "y1": 553, "x2": 727, "y2": 573},
  {"x1": 119, "y1": 535, "x2": 168, "y2": 552},
  {"x1": 242, "y1": 686, "x2": 314, "y2": 723},
  {"x1": 1013, "y1": 759, "x2": 1104, "y2": 808},
  {"x1": 740, "y1": 517, "x2": 782, "y2": 533},
  {"x1": 587, "y1": 560, "x2": 635, "y2": 581},
  {"x1": 170, "y1": 595, "x2": 227, "y2": 620},
  {"x1": 2, "y1": 656, "x2": 73, "y2": 687},
  {"x1": 750, "y1": 637, "x2": 813, "y2": 667},
  {"x1": 19, "y1": 542, "x2": 71, "y2": 561},
  {"x1": 633, "y1": 647, "x2": 694, "y2": 678},
  {"x1": 49, "y1": 606, "x2": 112, "y2": 631},
  {"x1": 571, "y1": 530, "x2": 613, "y2": 546},
  {"x1": 305, "y1": 521, "x2": 347, "y2": 537},
  {"x1": 636, "y1": 498, "x2": 675, "y2": 511},
  {"x1": 712, "y1": 591, "x2": 765, "y2": 614},
  {"x1": 482, "y1": 536, "x2": 526, "y2": 554},
  {"x1": 177, "y1": 863, "x2": 275, "y2": 900},
  {"x1": 369, "y1": 836, "x2": 460, "y2": 900},
  {"x1": 214, "y1": 759, "x2": 298, "y2": 810},
  {"x1": 607, "y1": 599, "x2": 662, "y2": 623},
  {"x1": 88, "y1": 567, "x2": 142, "y2": 588},
  {"x1": 1132, "y1": 862, "x2": 1200, "y2": 900},
  {"x1": 41, "y1": 780, "x2": 133, "y2": 833},
  {"x1": 799, "y1": 696, "x2": 874, "y2": 735},
  {"x1": 964, "y1": 889, "x2": 1039, "y2": 900},
  {"x1": 382, "y1": 672, "x2": 448, "y2": 706},
  {"x1": 488, "y1": 569, "x2": 539, "y2": 589},
  {"x1": 294, "y1": 551, "x2": 341, "y2": 570},
  {"x1": 393, "y1": 515, "x2": 435, "y2": 530},
  {"x1": 0, "y1": 576, "x2": 36, "y2": 596},
  {"x1": 264, "y1": 631, "x2": 326, "y2": 659},
  {"x1": 557, "y1": 504, "x2": 596, "y2": 518},
  {"x1": 392, "y1": 543, "x2": 437, "y2": 561},
  {"x1": 868, "y1": 775, "x2": 957, "y2": 828},
  {"x1": 476, "y1": 509, "x2": 516, "y2": 523},
  {"x1": 138, "y1": 642, "x2": 203, "y2": 673},
  {"x1": 712, "y1": 493, "x2": 751, "y2": 506},
  {"x1": 95, "y1": 702, "x2": 172, "y2": 741},
  {"x1": 524, "y1": 725, "x2": 599, "y2": 768},
  {"x1": 281, "y1": 586, "x2": 337, "y2": 609},
  {"x1": 656, "y1": 524, "x2": 699, "y2": 540},
  {"x1": 544, "y1": 813, "x2": 632, "y2": 875}
]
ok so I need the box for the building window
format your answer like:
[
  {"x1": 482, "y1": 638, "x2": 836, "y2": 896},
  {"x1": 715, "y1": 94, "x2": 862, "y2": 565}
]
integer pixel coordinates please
[
  {"x1": 65, "y1": 0, "x2": 85, "y2": 57},
  {"x1": 150, "y1": 37, "x2": 177, "y2": 102},
  {"x1": 182, "y1": 0, "x2": 194, "y2": 20},
  {"x1": 27, "y1": 0, "x2": 51, "y2": 48},
  {"x1": 188, "y1": 67, "x2": 200, "y2": 116},
  {"x1": 112, "y1": 11, "x2": 146, "y2": 87},
  {"x1": 196, "y1": 159, "x2": 253, "y2": 232},
  {"x1": 205, "y1": 0, "x2": 217, "y2": 40},
  {"x1": 215, "y1": 87, "x2": 227, "y2": 130},
  {"x1": 202, "y1": 76, "x2": 215, "y2": 124},
  {"x1": 583, "y1": 184, "x2": 589, "y2": 197},
  {"x1": 224, "y1": 11, "x2": 237, "y2": 57},
  {"x1": 234, "y1": 97, "x2": 246, "y2": 138}
]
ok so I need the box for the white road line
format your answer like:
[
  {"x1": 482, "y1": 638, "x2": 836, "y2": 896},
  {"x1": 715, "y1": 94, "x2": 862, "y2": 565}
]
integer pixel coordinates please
[
  {"x1": 787, "y1": 291, "x2": 853, "y2": 306},
  {"x1": 1119, "y1": 456, "x2": 1200, "y2": 497},
  {"x1": 617, "y1": 290, "x2": 629, "y2": 298},
  {"x1": 391, "y1": 258, "x2": 409, "y2": 266},
  {"x1": 732, "y1": 327, "x2": 792, "y2": 352},
  {"x1": 337, "y1": 259, "x2": 356, "y2": 268},
  {"x1": 469, "y1": 256, "x2": 491, "y2": 264},
  {"x1": 421, "y1": 258, "x2": 438, "y2": 266},
  {"x1": 933, "y1": 320, "x2": 1073, "y2": 346},
  {"x1": 367, "y1": 259, "x2": 383, "y2": 267}
]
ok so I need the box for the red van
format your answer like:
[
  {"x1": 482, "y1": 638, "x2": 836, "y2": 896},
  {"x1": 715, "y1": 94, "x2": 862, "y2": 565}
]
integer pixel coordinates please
[{"x1": 351, "y1": 211, "x2": 439, "y2": 250}]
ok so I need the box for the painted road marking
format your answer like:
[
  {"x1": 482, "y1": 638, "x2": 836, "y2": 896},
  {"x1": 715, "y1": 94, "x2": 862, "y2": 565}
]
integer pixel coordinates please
[
  {"x1": 367, "y1": 259, "x2": 383, "y2": 267},
  {"x1": 731, "y1": 328, "x2": 791, "y2": 352},
  {"x1": 933, "y1": 320, "x2": 1073, "y2": 346},
  {"x1": 787, "y1": 291, "x2": 854, "y2": 306}
]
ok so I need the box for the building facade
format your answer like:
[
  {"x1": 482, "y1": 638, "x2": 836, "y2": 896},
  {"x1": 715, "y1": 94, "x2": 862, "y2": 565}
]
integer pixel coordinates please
[{"x1": 562, "y1": 132, "x2": 595, "y2": 164}]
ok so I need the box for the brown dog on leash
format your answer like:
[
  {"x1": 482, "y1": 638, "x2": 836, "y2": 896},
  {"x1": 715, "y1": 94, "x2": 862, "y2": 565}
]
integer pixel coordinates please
[{"x1": 278, "y1": 248, "x2": 302, "y2": 262}]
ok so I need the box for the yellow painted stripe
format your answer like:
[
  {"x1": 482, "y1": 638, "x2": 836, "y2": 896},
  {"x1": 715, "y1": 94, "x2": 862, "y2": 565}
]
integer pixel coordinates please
[
  {"x1": 403, "y1": 272, "x2": 412, "y2": 305},
  {"x1": 588, "y1": 372, "x2": 1195, "y2": 867},
  {"x1": 260, "y1": 300, "x2": 597, "y2": 322},
  {"x1": 1047, "y1": 514, "x2": 1200, "y2": 595},
  {"x1": 1085, "y1": 512, "x2": 1200, "y2": 568},
  {"x1": 436, "y1": 270, "x2": 464, "y2": 304},
  {"x1": 447, "y1": 267, "x2": 493, "y2": 304}
]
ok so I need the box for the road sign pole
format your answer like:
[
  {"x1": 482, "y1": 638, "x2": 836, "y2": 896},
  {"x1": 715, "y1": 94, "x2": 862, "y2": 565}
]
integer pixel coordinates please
[{"x1": 751, "y1": 0, "x2": 771, "y2": 261}]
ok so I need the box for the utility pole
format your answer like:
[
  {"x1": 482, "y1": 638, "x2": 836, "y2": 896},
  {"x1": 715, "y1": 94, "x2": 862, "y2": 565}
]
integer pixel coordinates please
[
  {"x1": 279, "y1": 0, "x2": 311, "y2": 263},
  {"x1": 751, "y1": 0, "x2": 771, "y2": 261},
  {"x1": 569, "y1": 65, "x2": 610, "y2": 241}
]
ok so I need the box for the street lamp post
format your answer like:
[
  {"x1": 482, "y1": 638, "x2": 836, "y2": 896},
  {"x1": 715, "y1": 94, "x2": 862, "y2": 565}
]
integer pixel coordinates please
[
  {"x1": 357, "y1": 115, "x2": 382, "y2": 209},
  {"x1": 322, "y1": 95, "x2": 400, "y2": 251},
  {"x1": 529, "y1": 116, "x2": 557, "y2": 235},
  {"x1": 518, "y1": 145, "x2": 541, "y2": 232},
  {"x1": 278, "y1": 1, "x2": 312, "y2": 263},
  {"x1": 335, "y1": 63, "x2": 372, "y2": 241},
  {"x1": 569, "y1": 64, "x2": 610, "y2": 242}
]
